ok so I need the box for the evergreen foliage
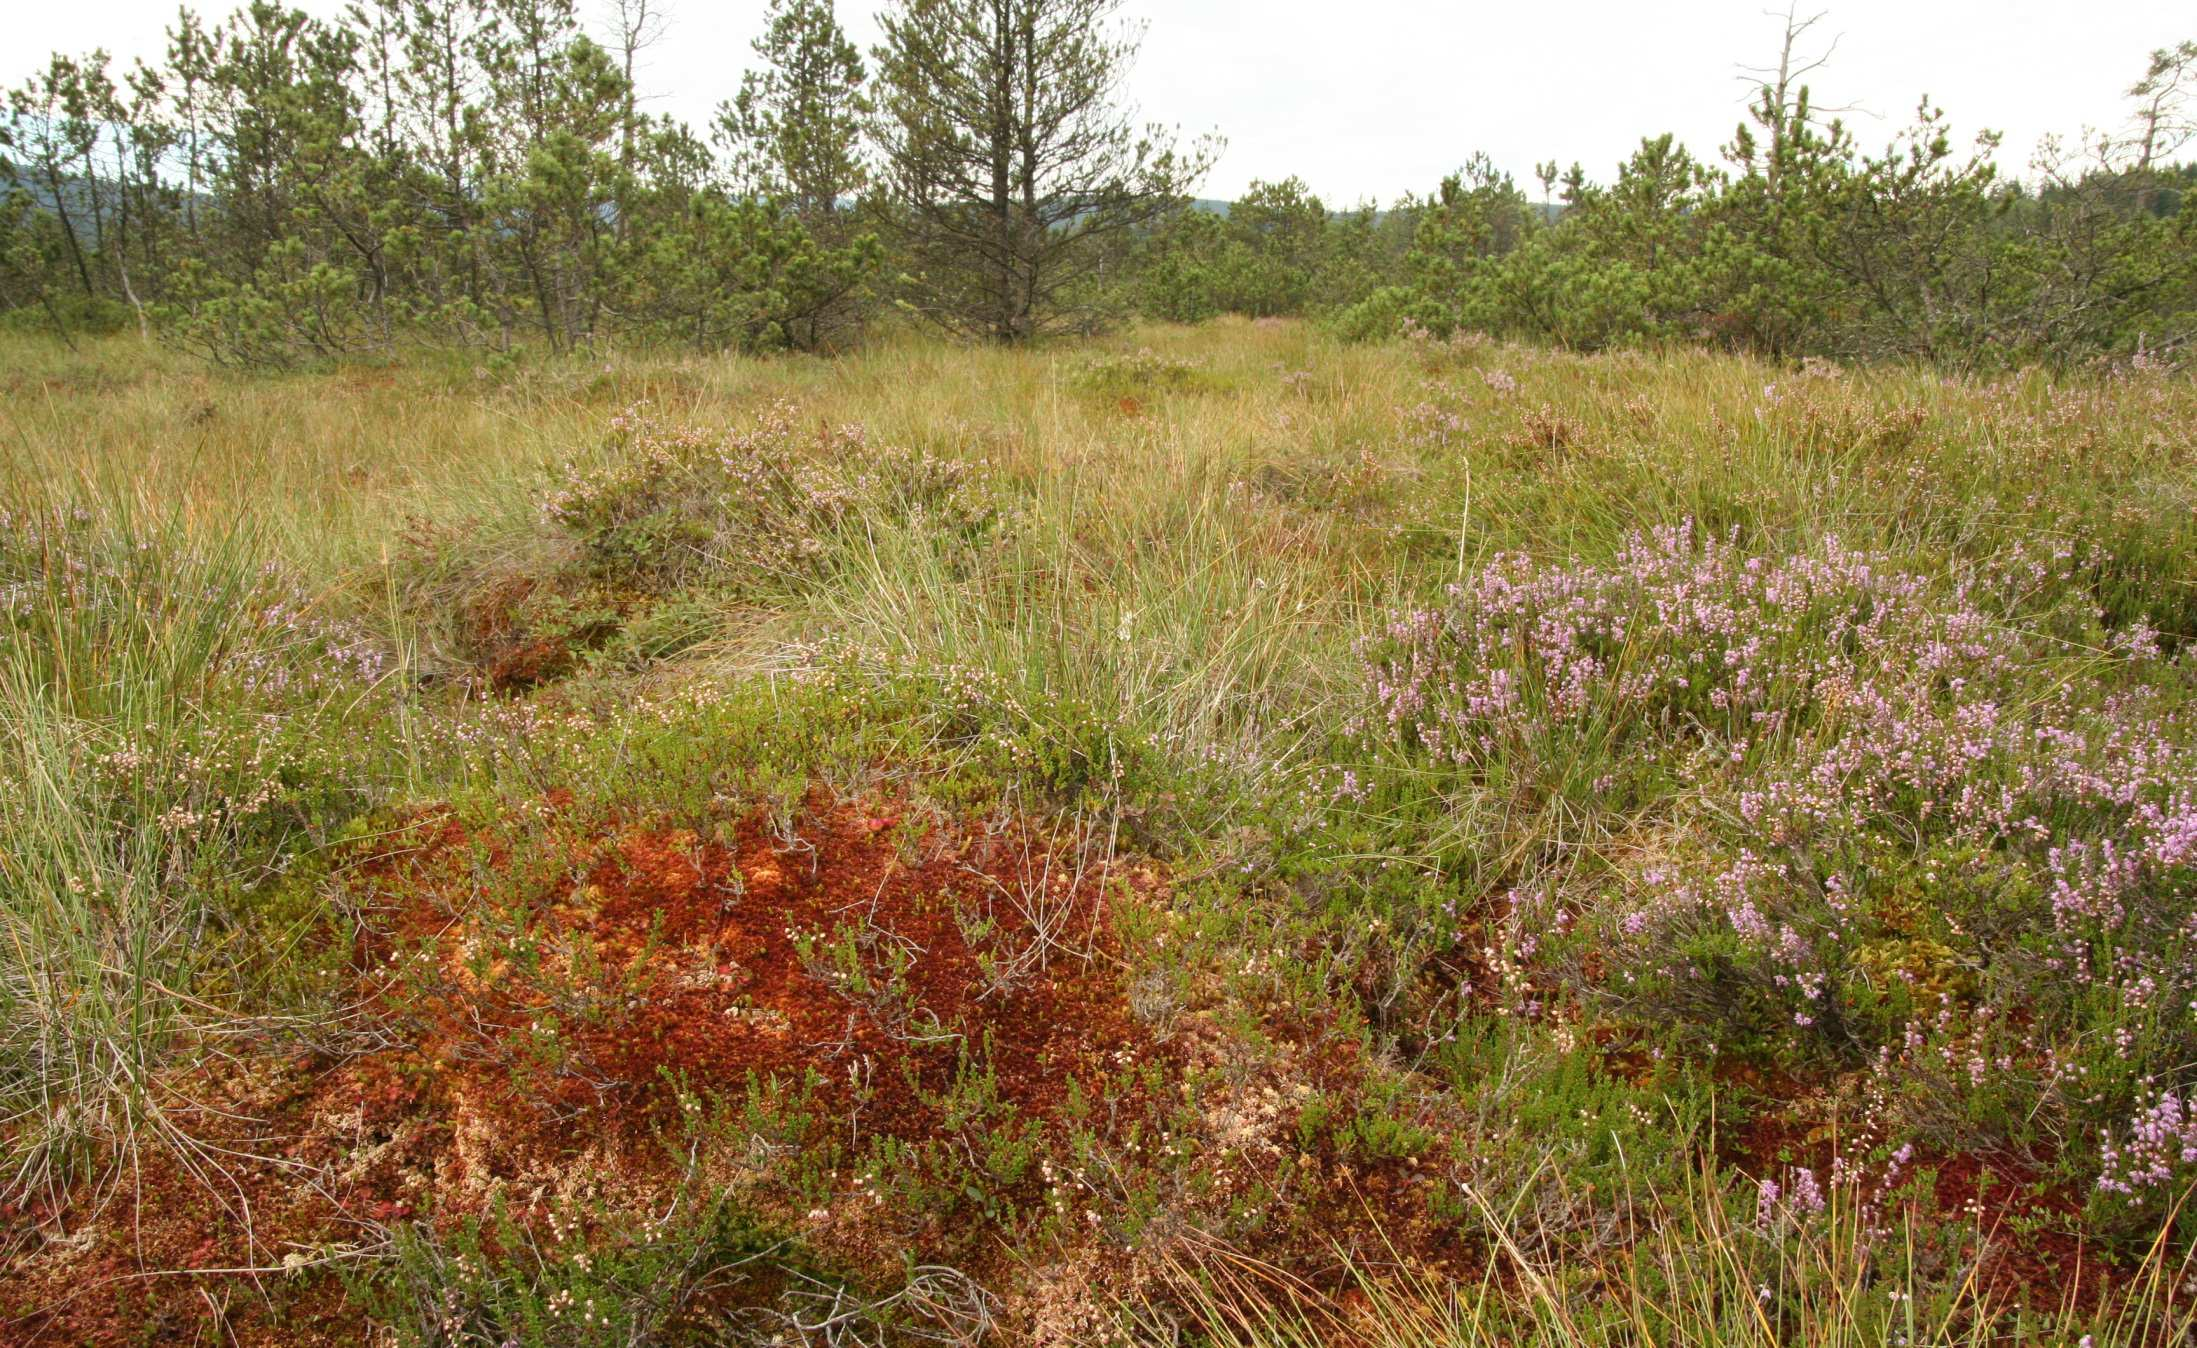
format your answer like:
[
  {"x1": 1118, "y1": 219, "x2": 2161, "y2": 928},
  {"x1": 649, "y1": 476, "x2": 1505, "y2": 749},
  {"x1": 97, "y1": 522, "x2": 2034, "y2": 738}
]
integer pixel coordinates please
[{"x1": 0, "y1": 4, "x2": 2192, "y2": 368}]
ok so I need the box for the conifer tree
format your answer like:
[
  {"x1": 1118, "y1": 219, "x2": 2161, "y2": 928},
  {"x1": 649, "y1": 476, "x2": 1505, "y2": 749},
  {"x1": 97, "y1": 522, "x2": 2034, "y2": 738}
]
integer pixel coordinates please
[
  {"x1": 715, "y1": 0, "x2": 870, "y2": 225},
  {"x1": 873, "y1": 0, "x2": 1213, "y2": 343}
]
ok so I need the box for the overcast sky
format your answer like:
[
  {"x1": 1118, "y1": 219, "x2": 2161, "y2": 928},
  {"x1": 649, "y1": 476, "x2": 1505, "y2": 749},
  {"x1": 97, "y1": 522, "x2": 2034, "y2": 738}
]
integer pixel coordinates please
[{"x1": 12, "y1": 1, "x2": 2190, "y2": 202}]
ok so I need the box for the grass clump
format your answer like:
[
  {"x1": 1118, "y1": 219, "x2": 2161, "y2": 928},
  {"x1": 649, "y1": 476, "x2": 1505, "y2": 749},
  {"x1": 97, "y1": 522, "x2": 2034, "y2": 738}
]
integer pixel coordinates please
[{"x1": 0, "y1": 505, "x2": 393, "y2": 1205}]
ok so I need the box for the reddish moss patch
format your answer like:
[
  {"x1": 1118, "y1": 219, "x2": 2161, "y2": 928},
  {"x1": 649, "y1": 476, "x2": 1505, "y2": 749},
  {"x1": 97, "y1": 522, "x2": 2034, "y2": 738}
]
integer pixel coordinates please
[
  {"x1": 373, "y1": 794, "x2": 1164, "y2": 1187},
  {"x1": 1721, "y1": 1076, "x2": 2112, "y2": 1313},
  {"x1": 0, "y1": 794, "x2": 1171, "y2": 1344},
  {"x1": 0, "y1": 1052, "x2": 441, "y2": 1346}
]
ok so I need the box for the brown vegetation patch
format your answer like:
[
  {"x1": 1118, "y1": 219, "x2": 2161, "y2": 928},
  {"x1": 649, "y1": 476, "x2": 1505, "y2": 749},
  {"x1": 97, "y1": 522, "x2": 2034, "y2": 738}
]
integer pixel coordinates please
[
  {"x1": 459, "y1": 573, "x2": 615, "y2": 692},
  {"x1": 1721, "y1": 1072, "x2": 2113, "y2": 1313},
  {"x1": 1504, "y1": 403, "x2": 1587, "y2": 457},
  {"x1": 369, "y1": 794, "x2": 1162, "y2": 1182},
  {"x1": 1, "y1": 793, "x2": 1169, "y2": 1344}
]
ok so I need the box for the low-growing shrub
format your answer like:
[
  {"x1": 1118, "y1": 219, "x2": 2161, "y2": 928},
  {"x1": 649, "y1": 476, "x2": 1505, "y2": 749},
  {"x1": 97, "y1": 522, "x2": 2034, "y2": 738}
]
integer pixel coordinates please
[
  {"x1": 423, "y1": 404, "x2": 1009, "y2": 690},
  {"x1": 1348, "y1": 520, "x2": 2197, "y2": 1245},
  {"x1": 1067, "y1": 348, "x2": 1221, "y2": 404},
  {"x1": 361, "y1": 1189, "x2": 791, "y2": 1347},
  {"x1": 543, "y1": 402, "x2": 1000, "y2": 592}
]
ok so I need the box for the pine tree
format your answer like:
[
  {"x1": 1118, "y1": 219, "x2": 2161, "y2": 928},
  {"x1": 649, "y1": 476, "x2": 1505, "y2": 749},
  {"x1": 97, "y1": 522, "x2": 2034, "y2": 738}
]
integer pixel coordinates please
[
  {"x1": 715, "y1": 0, "x2": 870, "y2": 225},
  {"x1": 873, "y1": 0, "x2": 1213, "y2": 343}
]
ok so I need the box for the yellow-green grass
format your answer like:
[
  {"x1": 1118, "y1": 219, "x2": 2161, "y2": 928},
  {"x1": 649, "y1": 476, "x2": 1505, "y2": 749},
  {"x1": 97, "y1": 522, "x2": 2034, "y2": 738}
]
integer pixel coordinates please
[{"x1": 4, "y1": 320, "x2": 2196, "y2": 1343}]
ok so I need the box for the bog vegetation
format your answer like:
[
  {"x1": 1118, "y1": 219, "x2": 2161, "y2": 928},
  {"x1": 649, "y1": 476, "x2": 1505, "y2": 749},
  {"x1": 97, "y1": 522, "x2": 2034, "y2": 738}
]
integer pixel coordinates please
[{"x1": 4, "y1": 1, "x2": 2197, "y2": 1345}]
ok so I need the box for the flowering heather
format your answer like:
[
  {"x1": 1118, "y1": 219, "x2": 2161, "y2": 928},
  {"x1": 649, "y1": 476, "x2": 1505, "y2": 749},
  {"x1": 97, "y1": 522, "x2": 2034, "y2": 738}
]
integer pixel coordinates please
[
  {"x1": 1358, "y1": 519, "x2": 2197, "y2": 1201},
  {"x1": 1359, "y1": 520, "x2": 1961, "y2": 766},
  {"x1": 1399, "y1": 398, "x2": 1469, "y2": 450},
  {"x1": 2097, "y1": 1090, "x2": 2197, "y2": 1195},
  {"x1": 1067, "y1": 348, "x2": 1215, "y2": 402},
  {"x1": 1, "y1": 507, "x2": 394, "y2": 861},
  {"x1": 1398, "y1": 317, "x2": 1498, "y2": 373}
]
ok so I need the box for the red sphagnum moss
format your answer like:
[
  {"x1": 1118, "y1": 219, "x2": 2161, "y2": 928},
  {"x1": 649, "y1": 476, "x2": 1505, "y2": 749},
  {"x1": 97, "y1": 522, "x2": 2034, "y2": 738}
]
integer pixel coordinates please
[{"x1": 0, "y1": 793, "x2": 1180, "y2": 1344}]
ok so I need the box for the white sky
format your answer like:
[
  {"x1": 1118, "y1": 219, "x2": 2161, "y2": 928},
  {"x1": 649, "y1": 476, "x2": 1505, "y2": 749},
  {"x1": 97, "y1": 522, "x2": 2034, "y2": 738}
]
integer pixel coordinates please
[{"x1": 11, "y1": 1, "x2": 2190, "y2": 202}]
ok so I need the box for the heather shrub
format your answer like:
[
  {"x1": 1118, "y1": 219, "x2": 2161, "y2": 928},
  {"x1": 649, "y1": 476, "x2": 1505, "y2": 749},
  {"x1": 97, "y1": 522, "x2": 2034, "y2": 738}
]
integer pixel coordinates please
[
  {"x1": 0, "y1": 509, "x2": 393, "y2": 906},
  {"x1": 1354, "y1": 523, "x2": 1954, "y2": 830},
  {"x1": 1436, "y1": 1024, "x2": 1714, "y2": 1253},
  {"x1": 1350, "y1": 521, "x2": 2197, "y2": 1235},
  {"x1": 429, "y1": 403, "x2": 1008, "y2": 689},
  {"x1": 359, "y1": 1186, "x2": 802, "y2": 1347},
  {"x1": 543, "y1": 402, "x2": 1001, "y2": 592},
  {"x1": 1067, "y1": 348, "x2": 1219, "y2": 403}
]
